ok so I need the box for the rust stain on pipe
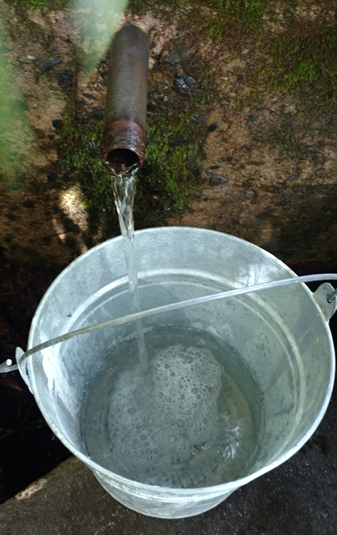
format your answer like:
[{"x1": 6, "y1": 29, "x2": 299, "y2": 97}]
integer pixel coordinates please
[
  {"x1": 101, "y1": 119, "x2": 146, "y2": 171},
  {"x1": 101, "y1": 23, "x2": 149, "y2": 173}
]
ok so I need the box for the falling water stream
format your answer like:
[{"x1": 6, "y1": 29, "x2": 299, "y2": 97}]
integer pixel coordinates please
[{"x1": 109, "y1": 164, "x2": 147, "y2": 368}]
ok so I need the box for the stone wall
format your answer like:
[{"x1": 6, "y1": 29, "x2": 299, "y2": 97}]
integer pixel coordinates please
[{"x1": 0, "y1": 1, "x2": 336, "y2": 269}]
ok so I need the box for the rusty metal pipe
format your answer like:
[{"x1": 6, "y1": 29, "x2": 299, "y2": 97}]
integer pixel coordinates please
[{"x1": 101, "y1": 22, "x2": 149, "y2": 172}]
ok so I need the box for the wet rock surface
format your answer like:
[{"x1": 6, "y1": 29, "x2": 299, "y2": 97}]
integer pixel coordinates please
[
  {"x1": 173, "y1": 72, "x2": 196, "y2": 93},
  {"x1": 163, "y1": 43, "x2": 190, "y2": 66},
  {"x1": 0, "y1": 2, "x2": 336, "y2": 267},
  {"x1": 209, "y1": 175, "x2": 228, "y2": 186},
  {"x1": 39, "y1": 57, "x2": 62, "y2": 73}
]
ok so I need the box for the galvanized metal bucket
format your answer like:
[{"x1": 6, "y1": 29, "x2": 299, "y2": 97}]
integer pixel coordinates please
[{"x1": 10, "y1": 228, "x2": 337, "y2": 518}]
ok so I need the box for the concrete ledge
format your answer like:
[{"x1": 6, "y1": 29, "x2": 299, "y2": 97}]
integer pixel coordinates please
[{"x1": 0, "y1": 386, "x2": 336, "y2": 534}]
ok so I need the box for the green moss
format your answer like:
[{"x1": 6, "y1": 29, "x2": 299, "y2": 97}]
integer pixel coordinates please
[
  {"x1": 59, "y1": 104, "x2": 114, "y2": 216},
  {"x1": 140, "y1": 0, "x2": 271, "y2": 45},
  {"x1": 136, "y1": 107, "x2": 205, "y2": 224},
  {"x1": 138, "y1": 1, "x2": 337, "y2": 115},
  {"x1": 207, "y1": 1, "x2": 337, "y2": 114},
  {"x1": 258, "y1": 17, "x2": 337, "y2": 113},
  {"x1": 5, "y1": 0, "x2": 70, "y2": 9},
  {"x1": 202, "y1": 0, "x2": 269, "y2": 42}
]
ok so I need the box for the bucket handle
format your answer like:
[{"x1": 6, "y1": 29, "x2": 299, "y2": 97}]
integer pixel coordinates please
[
  {"x1": 0, "y1": 358, "x2": 18, "y2": 374},
  {"x1": 1, "y1": 274, "x2": 337, "y2": 376}
]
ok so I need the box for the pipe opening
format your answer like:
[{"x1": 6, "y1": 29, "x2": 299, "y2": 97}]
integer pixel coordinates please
[{"x1": 104, "y1": 148, "x2": 140, "y2": 173}]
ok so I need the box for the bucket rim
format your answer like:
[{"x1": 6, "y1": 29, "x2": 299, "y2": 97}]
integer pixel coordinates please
[
  {"x1": 25, "y1": 227, "x2": 336, "y2": 496},
  {"x1": 29, "y1": 225, "x2": 302, "y2": 344}
]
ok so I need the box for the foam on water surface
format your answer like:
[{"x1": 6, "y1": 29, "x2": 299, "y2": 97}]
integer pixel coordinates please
[{"x1": 81, "y1": 327, "x2": 263, "y2": 488}]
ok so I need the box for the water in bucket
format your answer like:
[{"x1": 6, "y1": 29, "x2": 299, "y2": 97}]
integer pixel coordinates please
[{"x1": 81, "y1": 325, "x2": 263, "y2": 488}]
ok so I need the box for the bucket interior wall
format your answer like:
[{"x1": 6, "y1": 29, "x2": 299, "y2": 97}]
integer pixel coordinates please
[{"x1": 27, "y1": 228, "x2": 334, "y2": 494}]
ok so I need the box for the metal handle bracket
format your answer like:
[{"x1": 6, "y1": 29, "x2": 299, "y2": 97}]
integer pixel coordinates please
[{"x1": 313, "y1": 283, "x2": 337, "y2": 321}]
